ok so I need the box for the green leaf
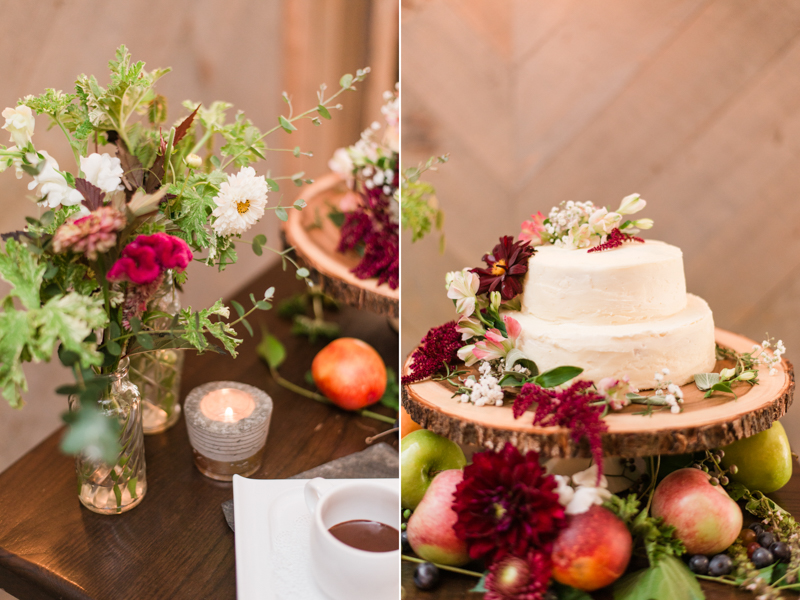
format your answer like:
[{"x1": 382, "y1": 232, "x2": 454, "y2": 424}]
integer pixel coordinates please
[
  {"x1": 278, "y1": 115, "x2": 296, "y2": 133},
  {"x1": 231, "y1": 300, "x2": 245, "y2": 318},
  {"x1": 0, "y1": 309, "x2": 34, "y2": 406},
  {"x1": 317, "y1": 104, "x2": 331, "y2": 120},
  {"x1": 535, "y1": 366, "x2": 583, "y2": 388},
  {"x1": 726, "y1": 481, "x2": 749, "y2": 502},
  {"x1": 256, "y1": 329, "x2": 286, "y2": 369},
  {"x1": 379, "y1": 368, "x2": 399, "y2": 411},
  {"x1": 613, "y1": 556, "x2": 703, "y2": 600},
  {"x1": 136, "y1": 333, "x2": 154, "y2": 350},
  {"x1": 252, "y1": 233, "x2": 266, "y2": 257},
  {"x1": 469, "y1": 573, "x2": 487, "y2": 593},
  {"x1": 694, "y1": 373, "x2": 720, "y2": 391},
  {"x1": 179, "y1": 300, "x2": 241, "y2": 358},
  {"x1": 0, "y1": 238, "x2": 46, "y2": 309},
  {"x1": 296, "y1": 267, "x2": 310, "y2": 279},
  {"x1": 553, "y1": 582, "x2": 593, "y2": 600},
  {"x1": 241, "y1": 318, "x2": 254, "y2": 337},
  {"x1": 266, "y1": 178, "x2": 280, "y2": 192},
  {"x1": 504, "y1": 348, "x2": 539, "y2": 376},
  {"x1": 276, "y1": 207, "x2": 288, "y2": 222},
  {"x1": 293, "y1": 146, "x2": 301, "y2": 157},
  {"x1": 106, "y1": 341, "x2": 122, "y2": 356},
  {"x1": 339, "y1": 74, "x2": 354, "y2": 89},
  {"x1": 60, "y1": 404, "x2": 120, "y2": 465},
  {"x1": 294, "y1": 198, "x2": 307, "y2": 210},
  {"x1": 127, "y1": 476, "x2": 139, "y2": 500}
]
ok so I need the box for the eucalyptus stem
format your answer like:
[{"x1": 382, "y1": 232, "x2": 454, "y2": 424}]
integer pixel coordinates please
[
  {"x1": 401, "y1": 555, "x2": 484, "y2": 578},
  {"x1": 695, "y1": 575, "x2": 739, "y2": 586}
]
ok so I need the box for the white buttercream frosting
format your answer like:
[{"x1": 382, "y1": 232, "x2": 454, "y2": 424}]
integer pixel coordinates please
[
  {"x1": 521, "y1": 241, "x2": 687, "y2": 324},
  {"x1": 514, "y1": 294, "x2": 716, "y2": 388}
]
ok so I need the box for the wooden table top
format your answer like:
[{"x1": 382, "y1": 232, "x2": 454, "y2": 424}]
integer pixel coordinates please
[
  {"x1": 402, "y1": 462, "x2": 800, "y2": 599},
  {"x1": 0, "y1": 263, "x2": 398, "y2": 600}
]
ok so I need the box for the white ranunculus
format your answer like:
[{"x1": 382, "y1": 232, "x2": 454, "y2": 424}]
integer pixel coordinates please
[
  {"x1": 211, "y1": 166, "x2": 269, "y2": 236},
  {"x1": 80, "y1": 153, "x2": 124, "y2": 194},
  {"x1": 2, "y1": 105, "x2": 35, "y2": 147},
  {"x1": 28, "y1": 151, "x2": 83, "y2": 209},
  {"x1": 617, "y1": 193, "x2": 646, "y2": 215}
]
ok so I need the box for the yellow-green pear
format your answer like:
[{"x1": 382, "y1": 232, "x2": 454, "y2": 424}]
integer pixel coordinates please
[{"x1": 720, "y1": 421, "x2": 792, "y2": 493}]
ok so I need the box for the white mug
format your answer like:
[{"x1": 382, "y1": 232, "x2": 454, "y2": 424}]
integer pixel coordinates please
[{"x1": 304, "y1": 478, "x2": 400, "y2": 600}]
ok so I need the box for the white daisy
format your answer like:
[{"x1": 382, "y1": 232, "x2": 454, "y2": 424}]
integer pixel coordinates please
[{"x1": 211, "y1": 167, "x2": 269, "y2": 236}]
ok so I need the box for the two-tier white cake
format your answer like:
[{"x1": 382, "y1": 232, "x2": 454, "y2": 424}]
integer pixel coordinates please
[{"x1": 512, "y1": 240, "x2": 716, "y2": 388}]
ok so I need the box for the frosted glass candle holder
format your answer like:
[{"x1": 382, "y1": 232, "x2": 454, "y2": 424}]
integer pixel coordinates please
[{"x1": 184, "y1": 381, "x2": 273, "y2": 481}]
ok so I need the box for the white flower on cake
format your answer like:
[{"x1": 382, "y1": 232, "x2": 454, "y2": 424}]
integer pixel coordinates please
[
  {"x1": 80, "y1": 153, "x2": 124, "y2": 194},
  {"x1": 596, "y1": 376, "x2": 637, "y2": 410},
  {"x1": 456, "y1": 316, "x2": 486, "y2": 341},
  {"x1": 617, "y1": 193, "x2": 646, "y2": 215},
  {"x1": 211, "y1": 167, "x2": 269, "y2": 236},
  {"x1": 552, "y1": 466, "x2": 612, "y2": 515},
  {"x1": 2, "y1": 105, "x2": 35, "y2": 147},
  {"x1": 459, "y1": 361, "x2": 505, "y2": 407},
  {"x1": 653, "y1": 369, "x2": 684, "y2": 414},
  {"x1": 446, "y1": 269, "x2": 480, "y2": 317},
  {"x1": 28, "y1": 151, "x2": 84, "y2": 209}
]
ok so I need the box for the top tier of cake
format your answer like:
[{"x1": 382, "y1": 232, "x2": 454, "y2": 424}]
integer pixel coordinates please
[{"x1": 520, "y1": 240, "x2": 687, "y2": 324}]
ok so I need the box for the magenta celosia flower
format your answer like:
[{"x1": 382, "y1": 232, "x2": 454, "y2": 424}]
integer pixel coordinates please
[
  {"x1": 519, "y1": 212, "x2": 546, "y2": 246},
  {"x1": 484, "y1": 552, "x2": 552, "y2": 600},
  {"x1": 402, "y1": 321, "x2": 463, "y2": 385},
  {"x1": 51, "y1": 206, "x2": 126, "y2": 261},
  {"x1": 453, "y1": 444, "x2": 565, "y2": 565},
  {"x1": 513, "y1": 381, "x2": 608, "y2": 481},
  {"x1": 107, "y1": 233, "x2": 193, "y2": 285}
]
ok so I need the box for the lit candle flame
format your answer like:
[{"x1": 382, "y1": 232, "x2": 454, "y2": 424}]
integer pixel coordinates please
[{"x1": 224, "y1": 406, "x2": 235, "y2": 422}]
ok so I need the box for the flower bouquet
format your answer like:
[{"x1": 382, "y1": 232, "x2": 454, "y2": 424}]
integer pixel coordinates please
[{"x1": 0, "y1": 45, "x2": 367, "y2": 513}]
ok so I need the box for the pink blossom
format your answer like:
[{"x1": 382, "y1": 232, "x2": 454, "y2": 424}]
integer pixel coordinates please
[
  {"x1": 473, "y1": 315, "x2": 521, "y2": 361},
  {"x1": 52, "y1": 206, "x2": 126, "y2": 261},
  {"x1": 519, "y1": 212, "x2": 546, "y2": 245}
]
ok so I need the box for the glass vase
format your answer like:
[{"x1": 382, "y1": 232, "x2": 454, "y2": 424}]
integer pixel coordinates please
[
  {"x1": 129, "y1": 275, "x2": 185, "y2": 434},
  {"x1": 71, "y1": 358, "x2": 147, "y2": 514}
]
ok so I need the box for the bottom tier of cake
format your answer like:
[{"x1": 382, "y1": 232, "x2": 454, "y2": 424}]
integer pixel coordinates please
[{"x1": 513, "y1": 294, "x2": 716, "y2": 388}]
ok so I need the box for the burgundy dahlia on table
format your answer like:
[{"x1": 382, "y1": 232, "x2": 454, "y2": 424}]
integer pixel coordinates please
[
  {"x1": 452, "y1": 444, "x2": 565, "y2": 565},
  {"x1": 402, "y1": 321, "x2": 463, "y2": 384},
  {"x1": 513, "y1": 381, "x2": 608, "y2": 480},
  {"x1": 471, "y1": 236, "x2": 535, "y2": 301}
]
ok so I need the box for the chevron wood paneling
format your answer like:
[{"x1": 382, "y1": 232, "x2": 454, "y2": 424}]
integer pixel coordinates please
[{"x1": 401, "y1": 0, "x2": 800, "y2": 448}]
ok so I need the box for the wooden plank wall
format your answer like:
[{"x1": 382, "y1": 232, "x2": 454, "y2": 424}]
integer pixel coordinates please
[
  {"x1": 0, "y1": 0, "x2": 397, "y2": 483},
  {"x1": 401, "y1": 0, "x2": 800, "y2": 447}
]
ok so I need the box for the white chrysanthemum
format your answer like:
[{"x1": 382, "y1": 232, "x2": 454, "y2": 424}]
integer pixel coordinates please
[
  {"x1": 211, "y1": 167, "x2": 269, "y2": 236},
  {"x1": 28, "y1": 151, "x2": 83, "y2": 209},
  {"x1": 2, "y1": 105, "x2": 35, "y2": 147},
  {"x1": 80, "y1": 153, "x2": 124, "y2": 193}
]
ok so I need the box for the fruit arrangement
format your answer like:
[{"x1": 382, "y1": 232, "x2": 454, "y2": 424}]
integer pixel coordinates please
[{"x1": 400, "y1": 413, "x2": 799, "y2": 599}]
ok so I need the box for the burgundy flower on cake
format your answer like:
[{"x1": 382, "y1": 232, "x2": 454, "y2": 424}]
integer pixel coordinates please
[
  {"x1": 402, "y1": 321, "x2": 463, "y2": 384},
  {"x1": 587, "y1": 227, "x2": 643, "y2": 253},
  {"x1": 107, "y1": 233, "x2": 193, "y2": 285},
  {"x1": 471, "y1": 236, "x2": 534, "y2": 301},
  {"x1": 513, "y1": 381, "x2": 608, "y2": 480},
  {"x1": 484, "y1": 552, "x2": 552, "y2": 600},
  {"x1": 452, "y1": 444, "x2": 565, "y2": 565}
]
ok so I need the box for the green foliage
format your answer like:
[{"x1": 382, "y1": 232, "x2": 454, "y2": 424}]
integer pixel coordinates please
[
  {"x1": 379, "y1": 368, "x2": 399, "y2": 411},
  {"x1": 169, "y1": 170, "x2": 227, "y2": 251},
  {"x1": 604, "y1": 494, "x2": 685, "y2": 566},
  {"x1": 178, "y1": 300, "x2": 241, "y2": 357},
  {"x1": 613, "y1": 556, "x2": 704, "y2": 600},
  {"x1": 257, "y1": 329, "x2": 286, "y2": 369},
  {"x1": 60, "y1": 402, "x2": 120, "y2": 465},
  {"x1": 0, "y1": 238, "x2": 46, "y2": 309},
  {"x1": 553, "y1": 582, "x2": 593, "y2": 600},
  {"x1": 401, "y1": 155, "x2": 448, "y2": 245}
]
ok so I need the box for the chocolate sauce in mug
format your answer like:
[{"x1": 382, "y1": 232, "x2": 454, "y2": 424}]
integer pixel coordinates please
[{"x1": 328, "y1": 519, "x2": 399, "y2": 552}]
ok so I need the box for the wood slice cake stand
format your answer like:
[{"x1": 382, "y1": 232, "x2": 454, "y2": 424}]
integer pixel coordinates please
[
  {"x1": 283, "y1": 172, "x2": 399, "y2": 318},
  {"x1": 402, "y1": 328, "x2": 795, "y2": 458}
]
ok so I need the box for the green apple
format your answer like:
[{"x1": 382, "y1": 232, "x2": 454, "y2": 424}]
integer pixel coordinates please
[
  {"x1": 720, "y1": 421, "x2": 792, "y2": 493},
  {"x1": 401, "y1": 429, "x2": 466, "y2": 509}
]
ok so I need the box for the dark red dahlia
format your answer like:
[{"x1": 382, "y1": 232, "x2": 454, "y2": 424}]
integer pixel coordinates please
[
  {"x1": 513, "y1": 381, "x2": 608, "y2": 480},
  {"x1": 471, "y1": 236, "x2": 534, "y2": 301},
  {"x1": 587, "y1": 227, "x2": 644, "y2": 253},
  {"x1": 484, "y1": 552, "x2": 552, "y2": 600},
  {"x1": 453, "y1": 444, "x2": 565, "y2": 565},
  {"x1": 402, "y1": 321, "x2": 463, "y2": 385}
]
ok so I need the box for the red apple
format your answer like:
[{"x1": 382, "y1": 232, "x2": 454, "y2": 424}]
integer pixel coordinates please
[
  {"x1": 406, "y1": 469, "x2": 470, "y2": 566},
  {"x1": 551, "y1": 505, "x2": 632, "y2": 591},
  {"x1": 311, "y1": 338, "x2": 386, "y2": 410},
  {"x1": 651, "y1": 468, "x2": 742, "y2": 555}
]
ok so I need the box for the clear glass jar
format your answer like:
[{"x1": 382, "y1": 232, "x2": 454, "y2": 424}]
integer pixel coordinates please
[
  {"x1": 129, "y1": 275, "x2": 185, "y2": 434},
  {"x1": 71, "y1": 358, "x2": 147, "y2": 514}
]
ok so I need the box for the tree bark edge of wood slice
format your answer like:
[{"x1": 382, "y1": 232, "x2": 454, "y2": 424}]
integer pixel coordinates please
[
  {"x1": 402, "y1": 328, "x2": 795, "y2": 458},
  {"x1": 283, "y1": 172, "x2": 399, "y2": 318}
]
